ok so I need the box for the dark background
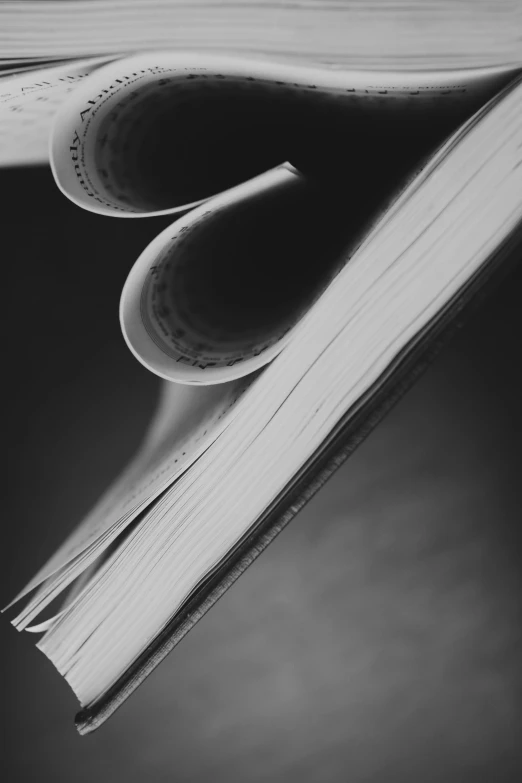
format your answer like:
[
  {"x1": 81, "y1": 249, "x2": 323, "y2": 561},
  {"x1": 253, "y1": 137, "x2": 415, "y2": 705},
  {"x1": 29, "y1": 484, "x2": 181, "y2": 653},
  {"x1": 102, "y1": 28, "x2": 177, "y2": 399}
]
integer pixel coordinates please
[{"x1": 1, "y1": 165, "x2": 522, "y2": 782}]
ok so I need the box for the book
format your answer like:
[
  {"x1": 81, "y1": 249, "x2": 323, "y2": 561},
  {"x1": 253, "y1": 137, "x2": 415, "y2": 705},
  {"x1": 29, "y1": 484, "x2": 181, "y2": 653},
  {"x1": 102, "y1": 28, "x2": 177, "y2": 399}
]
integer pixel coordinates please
[{"x1": 2, "y1": 19, "x2": 522, "y2": 735}]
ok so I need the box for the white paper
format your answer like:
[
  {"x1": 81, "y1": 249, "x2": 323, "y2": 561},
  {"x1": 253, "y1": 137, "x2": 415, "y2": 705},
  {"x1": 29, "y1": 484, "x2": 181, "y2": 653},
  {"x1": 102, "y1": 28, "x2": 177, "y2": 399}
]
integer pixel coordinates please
[
  {"x1": 0, "y1": 57, "x2": 116, "y2": 166},
  {"x1": 49, "y1": 51, "x2": 516, "y2": 215},
  {"x1": 8, "y1": 375, "x2": 253, "y2": 621}
]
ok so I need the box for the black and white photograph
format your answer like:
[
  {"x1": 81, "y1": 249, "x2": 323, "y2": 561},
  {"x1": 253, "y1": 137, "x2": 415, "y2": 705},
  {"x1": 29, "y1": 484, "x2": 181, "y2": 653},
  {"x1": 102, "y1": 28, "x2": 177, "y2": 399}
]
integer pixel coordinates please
[{"x1": 1, "y1": 2, "x2": 521, "y2": 781}]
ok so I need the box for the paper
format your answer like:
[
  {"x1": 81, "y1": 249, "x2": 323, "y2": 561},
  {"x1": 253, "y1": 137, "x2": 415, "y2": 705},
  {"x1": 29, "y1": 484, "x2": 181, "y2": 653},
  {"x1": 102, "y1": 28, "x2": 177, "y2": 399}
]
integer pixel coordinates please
[
  {"x1": 49, "y1": 52, "x2": 516, "y2": 213},
  {"x1": 5, "y1": 51, "x2": 519, "y2": 630},
  {"x1": 0, "y1": 57, "x2": 116, "y2": 166},
  {"x1": 1, "y1": 1, "x2": 519, "y2": 71},
  {"x1": 8, "y1": 374, "x2": 257, "y2": 629},
  {"x1": 120, "y1": 163, "x2": 312, "y2": 384},
  {"x1": 35, "y1": 75, "x2": 522, "y2": 707}
]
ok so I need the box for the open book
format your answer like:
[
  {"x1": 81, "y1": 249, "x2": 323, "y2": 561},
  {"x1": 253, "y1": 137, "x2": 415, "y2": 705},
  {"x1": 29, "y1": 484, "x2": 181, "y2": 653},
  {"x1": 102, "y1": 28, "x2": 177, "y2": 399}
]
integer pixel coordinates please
[{"x1": 3, "y1": 37, "x2": 522, "y2": 734}]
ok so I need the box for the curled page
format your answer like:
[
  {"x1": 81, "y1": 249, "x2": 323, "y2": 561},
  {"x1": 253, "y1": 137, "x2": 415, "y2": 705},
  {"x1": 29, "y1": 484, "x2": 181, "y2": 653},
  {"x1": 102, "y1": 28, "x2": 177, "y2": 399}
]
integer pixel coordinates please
[
  {"x1": 46, "y1": 52, "x2": 519, "y2": 385},
  {"x1": 49, "y1": 51, "x2": 516, "y2": 216},
  {"x1": 120, "y1": 163, "x2": 345, "y2": 384}
]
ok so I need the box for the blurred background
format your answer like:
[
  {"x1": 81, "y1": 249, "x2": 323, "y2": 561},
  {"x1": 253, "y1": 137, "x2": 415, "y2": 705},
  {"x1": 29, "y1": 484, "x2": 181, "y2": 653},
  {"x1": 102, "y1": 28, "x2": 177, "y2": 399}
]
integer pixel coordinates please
[{"x1": 1, "y1": 165, "x2": 521, "y2": 782}]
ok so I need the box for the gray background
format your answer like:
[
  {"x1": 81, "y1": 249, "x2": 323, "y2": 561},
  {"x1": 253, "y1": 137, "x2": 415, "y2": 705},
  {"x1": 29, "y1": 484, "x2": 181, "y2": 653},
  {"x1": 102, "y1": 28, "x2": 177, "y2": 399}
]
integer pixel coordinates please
[{"x1": 2, "y1": 166, "x2": 521, "y2": 782}]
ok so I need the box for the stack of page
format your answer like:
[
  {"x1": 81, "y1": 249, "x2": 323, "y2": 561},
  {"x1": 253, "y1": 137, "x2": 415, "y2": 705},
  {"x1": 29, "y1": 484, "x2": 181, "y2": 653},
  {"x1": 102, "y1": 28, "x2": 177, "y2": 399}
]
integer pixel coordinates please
[{"x1": 1, "y1": 1, "x2": 521, "y2": 733}]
